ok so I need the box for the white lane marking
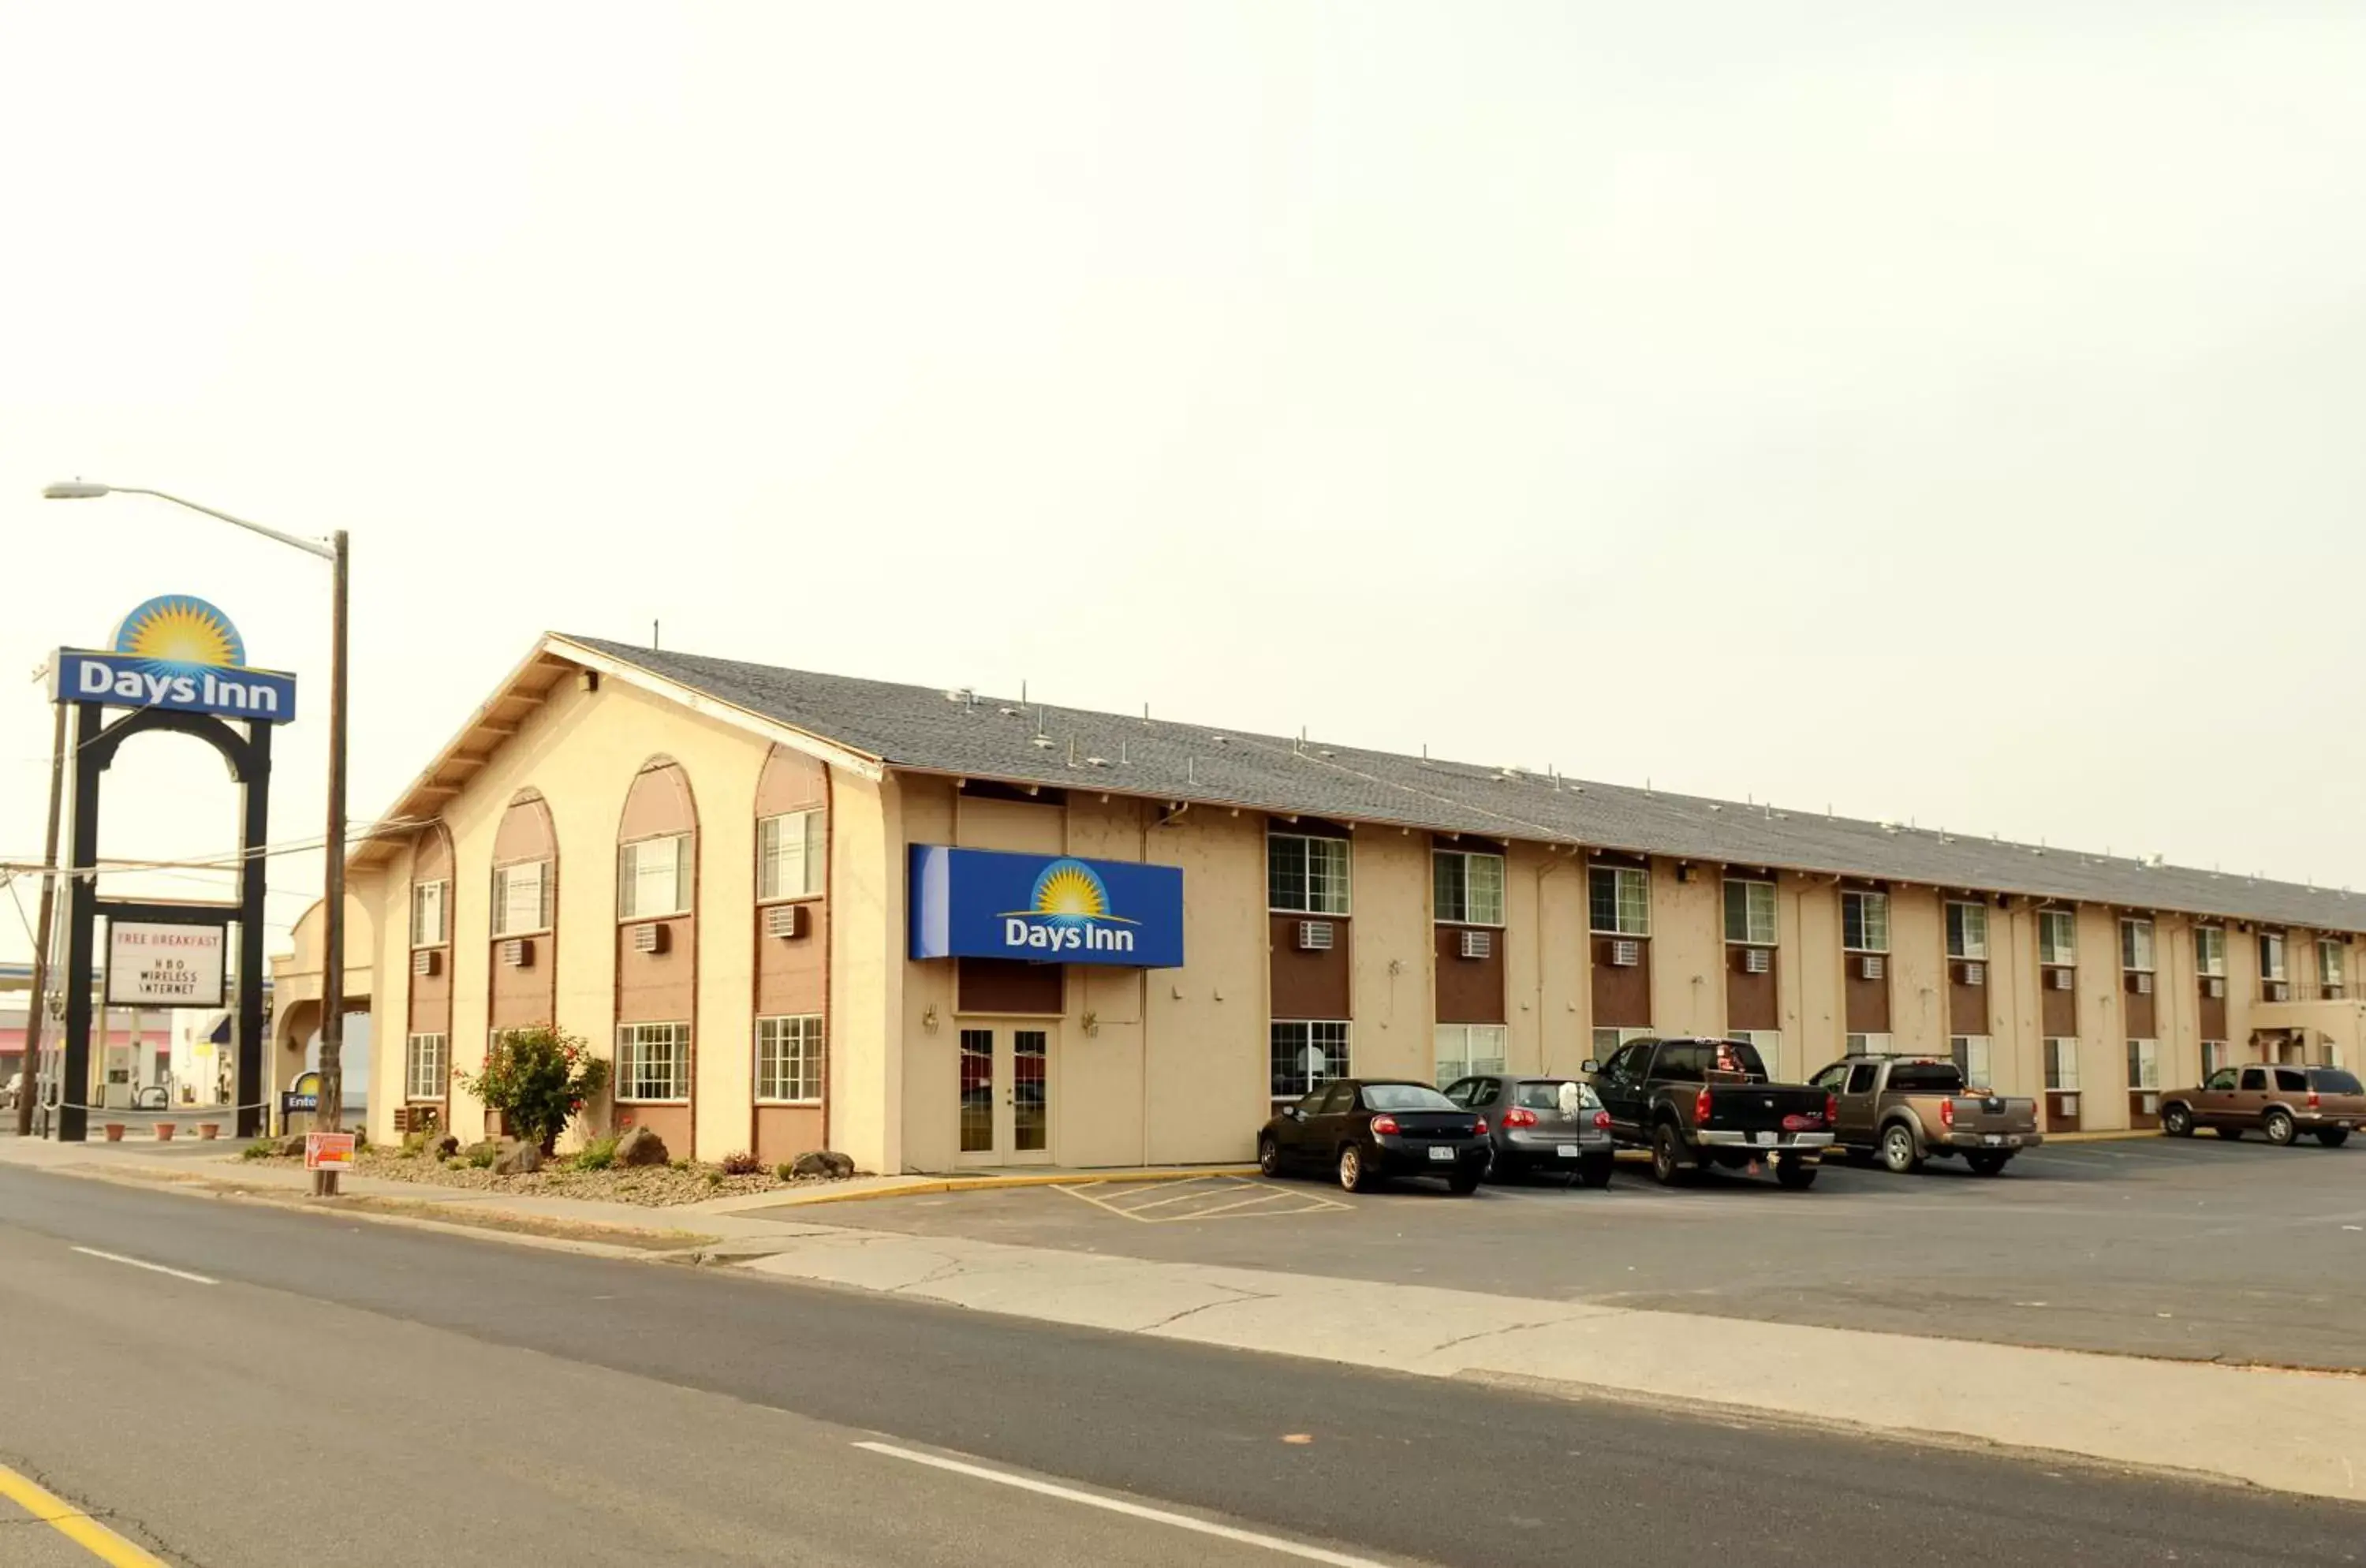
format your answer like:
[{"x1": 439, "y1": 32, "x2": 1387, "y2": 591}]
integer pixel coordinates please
[
  {"x1": 853, "y1": 1440, "x2": 1398, "y2": 1566},
  {"x1": 70, "y1": 1246, "x2": 218, "y2": 1286}
]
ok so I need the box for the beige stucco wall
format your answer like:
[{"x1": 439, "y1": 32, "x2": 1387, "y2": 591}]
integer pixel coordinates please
[
  {"x1": 1789, "y1": 876, "x2": 1845, "y2": 1076},
  {"x1": 1506, "y1": 845, "x2": 1589, "y2": 1076},
  {"x1": 1349, "y1": 829, "x2": 1433, "y2": 1084},
  {"x1": 1650, "y1": 864, "x2": 1723, "y2": 1039},
  {"x1": 2156, "y1": 913, "x2": 2201, "y2": 1089},
  {"x1": 2076, "y1": 903, "x2": 2129, "y2": 1129},
  {"x1": 1890, "y1": 886, "x2": 1945, "y2": 1058}
]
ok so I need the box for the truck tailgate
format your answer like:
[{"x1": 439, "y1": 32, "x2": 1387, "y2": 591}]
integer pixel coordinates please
[
  {"x1": 1944, "y1": 1096, "x2": 2039, "y2": 1135},
  {"x1": 1702, "y1": 1085, "x2": 1827, "y2": 1133}
]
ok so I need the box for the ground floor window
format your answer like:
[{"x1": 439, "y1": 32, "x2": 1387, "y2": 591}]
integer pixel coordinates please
[
  {"x1": 1726, "y1": 1029, "x2": 1780, "y2": 1070},
  {"x1": 2201, "y1": 1040, "x2": 2227, "y2": 1076},
  {"x1": 1949, "y1": 1034, "x2": 1991, "y2": 1087},
  {"x1": 404, "y1": 1033, "x2": 447, "y2": 1101},
  {"x1": 2044, "y1": 1036, "x2": 2080, "y2": 1092},
  {"x1": 1433, "y1": 1024, "x2": 1507, "y2": 1088},
  {"x1": 2126, "y1": 1039, "x2": 2161, "y2": 1092},
  {"x1": 756, "y1": 1015, "x2": 823, "y2": 1103},
  {"x1": 1271, "y1": 1021, "x2": 1349, "y2": 1101},
  {"x1": 1845, "y1": 1032, "x2": 1894, "y2": 1056},
  {"x1": 617, "y1": 1021, "x2": 690, "y2": 1101},
  {"x1": 1591, "y1": 1025, "x2": 1653, "y2": 1062}
]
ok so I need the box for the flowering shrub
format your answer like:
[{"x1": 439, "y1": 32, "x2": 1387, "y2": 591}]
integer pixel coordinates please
[
  {"x1": 455, "y1": 1026, "x2": 610, "y2": 1155},
  {"x1": 720, "y1": 1150, "x2": 763, "y2": 1176}
]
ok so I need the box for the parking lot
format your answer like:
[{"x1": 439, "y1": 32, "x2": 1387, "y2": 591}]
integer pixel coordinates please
[{"x1": 777, "y1": 1138, "x2": 2366, "y2": 1371}]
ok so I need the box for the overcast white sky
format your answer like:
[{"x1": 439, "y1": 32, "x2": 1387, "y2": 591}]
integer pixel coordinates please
[{"x1": 2, "y1": 1, "x2": 2362, "y2": 962}]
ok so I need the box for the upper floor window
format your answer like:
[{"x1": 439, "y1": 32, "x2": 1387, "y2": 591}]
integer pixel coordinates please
[
  {"x1": 758, "y1": 810, "x2": 826, "y2": 902},
  {"x1": 1269, "y1": 832, "x2": 1351, "y2": 916},
  {"x1": 2038, "y1": 909, "x2": 2076, "y2": 966},
  {"x1": 1723, "y1": 879, "x2": 1776, "y2": 946},
  {"x1": 2120, "y1": 917, "x2": 2155, "y2": 973},
  {"x1": 619, "y1": 834, "x2": 692, "y2": 920},
  {"x1": 1944, "y1": 900, "x2": 1987, "y2": 961},
  {"x1": 1433, "y1": 849, "x2": 1505, "y2": 926},
  {"x1": 491, "y1": 861, "x2": 551, "y2": 938},
  {"x1": 1589, "y1": 865, "x2": 1650, "y2": 936},
  {"x1": 2319, "y1": 939, "x2": 2347, "y2": 992},
  {"x1": 2259, "y1": 931, "x2": 2287, "y2": 982},
  {"x1": 1842, "y1": 890, "x2": 1890, "y2": 954},
  {"x1": 410, "y1": 880, "x2": 450, "y2": 948},
  {"x1": 2194, "y1": 925, "x2": 2226, "y2": 978}
]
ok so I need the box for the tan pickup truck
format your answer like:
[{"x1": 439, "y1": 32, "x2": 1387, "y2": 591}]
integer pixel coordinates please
[{"x1": 1809, "y1": 1055, "x2": 2042, "y2": 1175}]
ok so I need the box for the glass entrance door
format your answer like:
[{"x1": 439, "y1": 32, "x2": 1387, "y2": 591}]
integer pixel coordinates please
[{"x1": 957, "y1": 1026, "x2": 1051, "y2": 1166}]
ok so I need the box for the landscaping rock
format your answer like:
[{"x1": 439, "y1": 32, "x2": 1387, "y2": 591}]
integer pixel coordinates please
[
  {"x1": 491, "y1": 1139, "x2": 543, "y2": 1175},
  {"x1": 614, "y1": 1126, "x2": 670, "y2": 1167},
  {"x1": 790, "y1": 1149, "x2": 856, "y2": 1179},
  {"x1": 278, "y1": 1133, "x2": 309, "y2": 1157},
  {"x1": 422, "y1": 1133, "x2": 459, "y2": 1160}
]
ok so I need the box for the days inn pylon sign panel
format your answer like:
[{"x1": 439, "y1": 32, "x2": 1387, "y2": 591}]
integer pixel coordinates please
[{"x1": 50, "y1": 594, "x2": 297, "y2": 724}]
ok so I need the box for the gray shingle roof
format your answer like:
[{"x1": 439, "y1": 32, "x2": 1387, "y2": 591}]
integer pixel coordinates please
[{"x1": 562, "y1": 634, "x2": 2365, "y2": 935}]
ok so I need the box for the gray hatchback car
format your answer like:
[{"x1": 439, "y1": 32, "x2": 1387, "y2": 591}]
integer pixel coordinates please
[{"x1": 1442, "y1": 1073, "x2": 1616, "y2": 1186}]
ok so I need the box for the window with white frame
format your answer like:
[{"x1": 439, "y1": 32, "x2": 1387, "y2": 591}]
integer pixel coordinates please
[
  {"x1": 2126, "y1": 1038, "x2": 2161, "y2": 1091},
  {"x1": 618, "y1": 834, "x2": 692, "y2": 920},
  {"x1": 1729, "y1": 1029, "x2": 1781, "y2": 1075},
  {"x1": 2044, "y1": 1036, "x2": 2080, "y2": 1091},
  {"x1": 1433, "y1": 1024, "x2": 1508, "y2": 1088},
  {"x1": 756, "y1": 1014, "x2": 823, "y2": 1103},
  {"x1": 1724, "y1": 879, "x2": 1776, "y2": 946},
  {"x1": 1945, "y1": 901, "x2": 1988, "y2": 961},
  {"x1": 404, "y1": 1033, "x2": 448, "y2": 1100},
  {"x1": 1269, "y1": 833, "x2": 1352, "y2": 916},
  {"x1": 1589, "y1": 866, "x2": 1650, "y2": 935},
  {"x1": 491, "y1": 861, "x2": 551, "y2": 938},
  {"x1": 1433, "y1": 849, "x2": 1506, "y2": 927},
  {"x1": 2121, "y1": 917, "x2": 2155, "y2": 973},
  {"x1": 1271, "y1": 1020, "x2": 1349, "y2": 1099},
  {"x1": 1845, "y1": 1032, "x2": 1894, "y2": 1055},
  {"x1": 1591, "y1": 1025, "x2": 1654, "y2": 1061},
  {"x1": 2259, "y1": 931, "x2": 2287, "y2": 981},
  {"x1": 410, "y1": 881, "x2": 450, "y2": 948},
  {"x1": 758, "y1": 810, "x2": 826, "y2": 902},
  {"x1": 1949, "y1": 1034, "x2": 1992, "y2": 1086},
  {"x1": 2038, "y1": 909, "x2": 2077, "y2": 966},
  {"x1": 2318, "y1": 939, "x2": 2347, "y2": 994},
  {"x1": 617, "y1": 1021, "x2": 690, "y2": 1101},
  {"x1": 2201, "y1": 1040, "x2": 2228, "y2": 1076},
  {"x1": 1842, "y1": 890, "x2": 1890, "y2": 954},
  {"x1": 2194, "y1": 926, "x2": 2226, "y2": 978}
]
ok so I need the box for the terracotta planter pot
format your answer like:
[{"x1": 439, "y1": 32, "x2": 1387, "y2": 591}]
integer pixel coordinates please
[
  {"x1": 103, "y1": 1124, "x2": 125, "y2": 1141},
  {"x1": 198, "y1": 1124, "x2": 220, "y2": 1141},
  {"x1": 155, "y1": 1123, "x2": 176, "y2": 1142}
]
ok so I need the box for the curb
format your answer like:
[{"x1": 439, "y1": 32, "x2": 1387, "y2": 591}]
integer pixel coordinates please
[{"x1": 763, "y1": 1166, "x2": 1262, "y2": 1208}]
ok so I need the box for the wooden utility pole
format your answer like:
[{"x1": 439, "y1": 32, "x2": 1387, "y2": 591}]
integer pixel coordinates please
[
  {"x1": 14, "y1": 696, "x2": 67, "y2": 1137},
  {"x1": 313, "y1": 529, "x2": 350, "y2": 1195}
]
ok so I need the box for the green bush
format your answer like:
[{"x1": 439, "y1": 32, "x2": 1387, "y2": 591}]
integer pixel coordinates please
[
  {"x1": 466, "y1": 1143, "x2": 498, "y2": 1170},
  {"x1": 720, "y1": 1150, "x2": 763, "y2": 1176},
  {"x1": 571, "y1": 1133, "x2": 621, "y2": 1172},
  {"x1": 774, "y1": 1163, "x2": 797, "y2": 1182},
  {"x1": 669, "y1": 1156, "x2": 692, "y2": 1173},
  {"x1": 453, "y1": 1026, "x2": 610, "y2": 1155},
  {"x1": 240, "y1": 1138, "x2": 278, "y2": 1161}
]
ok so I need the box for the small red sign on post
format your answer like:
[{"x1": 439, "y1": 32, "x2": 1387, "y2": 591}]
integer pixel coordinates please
[{"x1": 304, "y1": 1132, "x2": 356, "y2": 1171}]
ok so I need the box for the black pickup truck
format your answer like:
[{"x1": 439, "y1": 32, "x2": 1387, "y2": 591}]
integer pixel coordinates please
[{"x1": 1587, "y1": 1036, "x2": 1835, "y2": 1189}]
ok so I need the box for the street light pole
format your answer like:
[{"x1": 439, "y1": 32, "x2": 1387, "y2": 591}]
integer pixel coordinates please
[{"x1": 40, "y1": 483, "x2": 349, "y2": 1189}]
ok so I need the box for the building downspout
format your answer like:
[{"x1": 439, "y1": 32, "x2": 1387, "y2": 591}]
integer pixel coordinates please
[{"x1": 1536, "y1": 849, "x2": 1569, "y2": 1074}]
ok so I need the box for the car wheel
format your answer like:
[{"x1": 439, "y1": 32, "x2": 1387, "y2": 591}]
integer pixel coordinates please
[
  {"x1": 1650, "y1": 1122, "x2": 1693, "y2": 1186},
  {"x1": 2317, "y1": 1129, "x2": 2350, "y2": 1148},
  {"x1": 2214, "y1": 1126, "x2": 2243, "y2": 1141},
  {"x1": 1578, "y1": 1155, "x2": 1614, "y2": 1189},
  {"x1": 1257, "y1": 1135, "x2": 1282, "y2": 1179},
  {"x1": 2263, "y1": 1109, "x2": 2297, "y2": 1147},
  {"x1": 2161, "y1": 1103, "x2": 2193, "y2": 1138},
  {"x1": 1447, "y1": 1169, "x2": 1482, "y2": 1196},
  {"x1": 1965, "y1": 1152, "x2": 2010, "y2": 1176},
  {"x1": 1881, "y1": 1123, "x2": 1923, "y2": 1174},
  {"x1": 1482, "y1": 1147, "x2": 1513, "y2": 1183},
  {"x1": 1337, "y1": 1144, "x2": 1371, "y2": 1193},
  {"x1": 1773, "y1": 1156, "x2": 1817, "y2": 1190}
]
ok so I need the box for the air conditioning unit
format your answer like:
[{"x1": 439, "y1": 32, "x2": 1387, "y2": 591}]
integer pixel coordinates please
[
  {"x1": 2206, "y1": 976, "x2": 2226, "y2": 999},
  {"x1": 2129, "y1": 972, "x2": 2153, "y2": 995},
  {"x1": 500, "y1": 938, "x2": 534, "y2": 969},
  {"x1": 1297, "y1": 920, "x2": 1334, "y2": 953},
  {"x1": 1739, "y1": 946, "x2": 1771, "y2": 976},
  {"x1": 1955, "y1": 960, "x2": 1985, "y2": 987},
  {"x1": 412, "y1": 948, "x2": 442, "y2": 978},
  {"x1": 2049, "y1": 968, "x2": 2073, "y2": 991},
  {"x1": 766, "y1": 903, "x2": 806, "y2": 939},
  {"x1": 2139, "y1": 1093, "x2": 2159, "y2": 1114},
  {"x1": 1607, "y1": 938, "x2": 1641, "y2": 968},
  {"x1": 632, "y1": 922, "x2": 670, "y2": 955},
  {"x1": 1858, "y1": 954, "x2": 1886, "y2": 981},
  {"x1": 2265, "y1": 980, "x2": 2289, "y2": 1002},
  {"x1": 1457, "y1": 928, "x2": 1492, "y2": 961}
]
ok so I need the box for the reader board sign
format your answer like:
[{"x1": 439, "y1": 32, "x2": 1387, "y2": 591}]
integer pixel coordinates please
[
  {"x1": 304, "y1": 1132, "x2": 356, "y2": 1170},
  {"x1": 908, "y1": 845, "x2": 1184, "y2": 969},
  {"x1": 105, "y1": 920, "x2": 226, "y2": 1006}
]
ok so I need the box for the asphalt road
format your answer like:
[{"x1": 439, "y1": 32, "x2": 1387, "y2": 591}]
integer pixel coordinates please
[
  {"x1": 773, "y1": 1139, "x2": 2366, "y2": 1369},
  {"x1": 2, "y1": 1167, "x2": 2364, "y2": 1567}
]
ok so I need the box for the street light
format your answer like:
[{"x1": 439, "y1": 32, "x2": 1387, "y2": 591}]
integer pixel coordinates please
[{"x1": 43, "y1": 481, "x2": 351, "y2": 1194}]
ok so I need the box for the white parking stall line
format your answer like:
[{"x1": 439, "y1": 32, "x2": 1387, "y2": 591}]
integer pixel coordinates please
[
  {"x1": 853, "y1": 1441, "x2": 1401, "y2": 1566},
  {"x1": 70, "y1": 1246, "x2": 218, "y2": 1286}
]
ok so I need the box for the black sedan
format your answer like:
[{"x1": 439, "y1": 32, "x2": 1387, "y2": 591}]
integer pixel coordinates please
[{"x1": 1258, "y1": 1079, "x2": 1490, "y2": 1194}]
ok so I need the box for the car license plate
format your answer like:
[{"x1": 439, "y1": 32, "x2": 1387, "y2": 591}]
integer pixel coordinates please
[
  {"x1": 1983, "y1": 1133, "x2": 2002, "y2": 1146},
  {"x1": 1557, "y1": 1144, "x2": 1581, "y2": 1159},
  {"x1": 1752, "y1": 1130, "x2": 1775, "y2": 1145},
  {"x1": 1428, "y1": 1146, "x2": 1455, "y2": 1162}
]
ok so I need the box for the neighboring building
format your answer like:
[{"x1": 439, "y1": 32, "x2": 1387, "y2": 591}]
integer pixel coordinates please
[
  {"x1": 2, "y1": 1003, "x2": 176, "y2": 1104},
  {"x1": 304, "y1": 634, "x2": 2366, "y2": 1170}
]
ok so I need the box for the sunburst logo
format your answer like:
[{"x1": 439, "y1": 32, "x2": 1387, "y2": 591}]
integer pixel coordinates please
[
  {"x1": 110, "y1": 595, "x2": 246, "y2": 671},
  {"x1": 1000, "y1": 857, "x2": 1138, "y2": 954},
  {"x1": 1031, "y1": 861, "x2": 1112, "y2": 922}
]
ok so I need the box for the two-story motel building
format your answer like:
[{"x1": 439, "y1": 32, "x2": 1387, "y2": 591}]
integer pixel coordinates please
[{"x1": 299, "y1": 634, "x2": 2366, "y2": 1172}]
